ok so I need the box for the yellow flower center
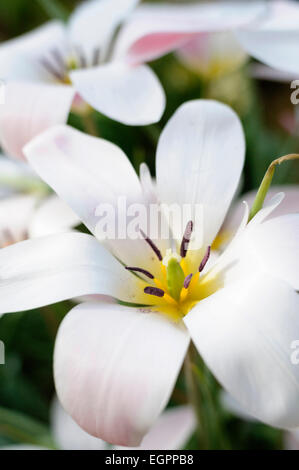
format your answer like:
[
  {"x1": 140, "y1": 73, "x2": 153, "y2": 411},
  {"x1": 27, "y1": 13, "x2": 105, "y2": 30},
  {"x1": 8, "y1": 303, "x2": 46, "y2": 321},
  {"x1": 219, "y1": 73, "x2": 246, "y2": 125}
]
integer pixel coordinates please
[
  {"x1": 39, "y1": 47, "x2": 102, "y2": 85},
  {"x1": 126, "y1": 222, "x2": 222, "y2": 322},
  {"x1": 149, "y1": 250, "x2": 220, "y2": 322}
]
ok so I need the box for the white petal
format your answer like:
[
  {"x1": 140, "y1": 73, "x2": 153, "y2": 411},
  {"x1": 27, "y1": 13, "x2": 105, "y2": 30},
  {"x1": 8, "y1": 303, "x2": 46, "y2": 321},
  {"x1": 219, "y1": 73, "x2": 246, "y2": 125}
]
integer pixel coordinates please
[
  {"x1": 121, "y1": 406, "x2": 195, "y2": 450},
  {"x1": 0, "y1": 82, "x2": 74, "y2": 160},
  {"x1": 221, "y1": 391, "x2": 255, "y2": 422},
  {"x1": 0, "y1": 21, "x2": 67, "y2": 81},
  {"x1": 24, "y1": 125, "x2": 142, "y2": 231},
  {"x1": 73, "y1": 294, "x2": 116, "y2": 305},
  {"x1": 236, "y1": 30, "x2": 299, "y2": 75},
  {"x1": 208, "y1": 193, "x2": 285, "y2": 283},
  {"x1": 70, "y1": 63, "x2": 165, "y2": 125},
  {"x1": 0, "y1": 55, "x2": 54, "y2": 83},
  {"x1": 24, "y1": 125, "x2": 167, "y2": 276},
  {"x1": 285, "y1": 428, "x2": 299, "y2": 450},
  {"x1": 68, "y1": 0, "x2": 139, "y2": 60},
  {"x1": 247, "y1": 191, "x2": 285, "y2": 226},
  {"x1": 185, "y1": 273, "x2": 299, "y2": 429},
  {"x1": 0, "y1": 195, "x2": 37, "y2": 246},
  {"x1": 139, "y1": 162, "x2": 157, "y2": 204},
  {"x1": 250, "y1": 63, "x2": 297, "y2": 83},
  {"x1": 51, "y1": 397, "x2": 107, "y2": 450},
  {"x1": 28, "y1": 194, "x2": 80, "y2": 238},
  {"x1": 0, "y1": 232, "x2": 150, "y2": 314},
  {"x1": 240, "y1": 213, "x2": 299, "y2": 290},
  {"x1": 0, "y1": 154, "x2": 44, "y2": 196},
  {"x1": 156, "y1": 100, "x2": 245, "y2": 252},
  {"x1": 219, "y1": 185, "x2": 299, "y2": 249},
  {"x1": 0, "y1": 154, "x2": 39, "y2": 182},
  {"x1": 54, "y1": 302, "x2": 190, "y2": 446},
  {"x1": 114, "y1": 2, "x2": 267, "y2": 63},
  {"x1": 52, "y1": 397, "x2": 194, "y2": 450},
  {"x1": 236, "y1": 2, "x2": 299, "y2": 75}
]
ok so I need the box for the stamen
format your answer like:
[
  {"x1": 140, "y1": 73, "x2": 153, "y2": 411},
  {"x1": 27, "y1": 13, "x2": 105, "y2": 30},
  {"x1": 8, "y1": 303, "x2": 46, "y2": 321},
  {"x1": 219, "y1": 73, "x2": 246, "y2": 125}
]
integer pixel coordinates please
[
  {"x1": 75, "y1": 46, "x2": 87, "y2": 68},
  {"x1": 180, "y1": 220, "x2": 193, "y2": 257},
  {"x1": 199, "y1": 246, "x2": 211, "y2": 272},
  {"x1": 140, "y1": 229, "x2": 162, "y2": 261},
  {"x1": 125, "y1": 266, "x2": 154, "y2": 279},
  {"x1": 40, "y1": 58, "x2": 65, "y2": 81},
  {"x1": 92, "y1": 47, "x2": 101, "y2": 66},
  {"x1": 144, "y1": 286, "x2": 164, "y2": 297},
  {"x1": 183, "y1": 273, "x2": 193, "y2": 289},
  {"x1": 51, "y1": 48, "x2": 66, "y2": 73}
]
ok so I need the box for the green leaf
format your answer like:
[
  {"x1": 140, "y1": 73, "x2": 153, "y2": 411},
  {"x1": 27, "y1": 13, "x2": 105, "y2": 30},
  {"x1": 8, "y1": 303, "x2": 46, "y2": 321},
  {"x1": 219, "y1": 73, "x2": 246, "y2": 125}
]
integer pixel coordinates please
[
  {"x1": 0, "y1": 406, "x2": 56, "y2": 448},
  {"x1": 37, "y1": 0, "x2": 69, "y2": 22}
]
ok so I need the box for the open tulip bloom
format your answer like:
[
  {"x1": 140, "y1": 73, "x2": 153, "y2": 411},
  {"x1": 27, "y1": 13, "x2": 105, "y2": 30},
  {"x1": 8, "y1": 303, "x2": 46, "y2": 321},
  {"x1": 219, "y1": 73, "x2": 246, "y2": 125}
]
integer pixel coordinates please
[
  {"x1": 0, "y1": 100, "x2": 298, "y2": 447},
  {"x1": 0, "y1": 0, "x2": 268, "y2": 160},
  {"x1": 0, "y1": 0, "x2": 165, "y2": 159}
]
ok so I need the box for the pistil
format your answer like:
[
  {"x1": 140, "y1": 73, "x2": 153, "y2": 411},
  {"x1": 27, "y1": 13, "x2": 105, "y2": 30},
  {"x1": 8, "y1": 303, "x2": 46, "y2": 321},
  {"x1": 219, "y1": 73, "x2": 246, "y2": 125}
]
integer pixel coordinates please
[
  {"x1": 126, "y1": 222, "x2": 217, "y2": 317},
  {"x1": 163, "y1": 251, "x2": 185, "y2": 301}
]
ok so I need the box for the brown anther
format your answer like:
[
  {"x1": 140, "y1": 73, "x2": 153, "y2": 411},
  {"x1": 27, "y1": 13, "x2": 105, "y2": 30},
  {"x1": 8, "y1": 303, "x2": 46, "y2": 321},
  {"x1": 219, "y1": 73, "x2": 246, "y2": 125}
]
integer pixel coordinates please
[
  {"x1": 144, "y1": 286, "x2": 164, "y2": 297},
  {"x1": 199, "y1": 246, "x2": 211, "y2": 272},
  {"x1": 180, "y1": 220, "x2": 193, "y2": 258}
]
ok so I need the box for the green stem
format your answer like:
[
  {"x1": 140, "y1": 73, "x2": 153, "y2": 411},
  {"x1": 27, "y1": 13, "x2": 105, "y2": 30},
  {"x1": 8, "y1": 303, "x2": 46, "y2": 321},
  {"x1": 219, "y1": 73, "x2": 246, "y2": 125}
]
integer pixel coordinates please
[
  {"x1": 184, "y1": 344, "x2": 230, "y2": 449},
  {"x1": 184, "y1": 344, "x2": 207, "y2": 449},
  {"x1": 37, "y1": 0, "x2": 69, "y2": 22},
  {"x1": 249, "y1": 153, "x2": 299, "y2": 221},
  {"x1": 199, "y1": 77, "x2": 210, "y2": 99}
]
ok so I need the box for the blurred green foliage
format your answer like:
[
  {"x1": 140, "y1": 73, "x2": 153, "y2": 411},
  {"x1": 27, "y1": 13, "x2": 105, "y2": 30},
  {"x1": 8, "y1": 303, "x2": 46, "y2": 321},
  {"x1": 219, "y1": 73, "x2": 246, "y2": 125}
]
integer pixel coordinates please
[{"x1": 0, "y1": 0, "x2": 298, "y2": 450}]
